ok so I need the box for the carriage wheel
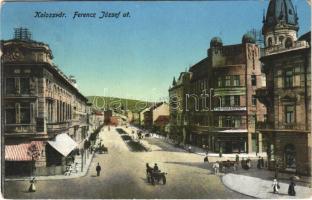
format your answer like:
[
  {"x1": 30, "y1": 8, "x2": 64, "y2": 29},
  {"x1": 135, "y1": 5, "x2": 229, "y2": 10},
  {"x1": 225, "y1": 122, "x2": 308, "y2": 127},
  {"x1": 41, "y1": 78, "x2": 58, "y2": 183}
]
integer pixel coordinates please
[{"x1": 162, "y1": 175, "x2": 166, "y2": 185}]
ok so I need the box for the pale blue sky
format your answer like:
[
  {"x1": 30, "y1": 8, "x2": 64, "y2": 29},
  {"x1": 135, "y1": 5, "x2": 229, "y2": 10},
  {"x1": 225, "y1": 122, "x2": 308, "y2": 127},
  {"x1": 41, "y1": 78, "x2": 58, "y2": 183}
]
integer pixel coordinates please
[{"x1": 1, "y1": 1, "x2": 310, "y2": 101}]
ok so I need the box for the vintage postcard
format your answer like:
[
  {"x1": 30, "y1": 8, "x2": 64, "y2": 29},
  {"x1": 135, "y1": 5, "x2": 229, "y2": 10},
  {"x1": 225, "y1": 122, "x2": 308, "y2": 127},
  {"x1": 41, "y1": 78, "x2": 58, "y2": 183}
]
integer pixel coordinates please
[{"x1": 1, "y1": 0, "x2": 311, "y2": 199}]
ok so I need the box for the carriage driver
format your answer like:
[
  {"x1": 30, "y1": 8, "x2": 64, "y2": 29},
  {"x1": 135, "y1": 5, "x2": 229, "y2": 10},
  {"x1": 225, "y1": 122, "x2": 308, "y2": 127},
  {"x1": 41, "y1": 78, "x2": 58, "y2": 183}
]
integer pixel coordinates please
[{"x1": 154, "y1": 163, "x2": 159, "y2": 172}]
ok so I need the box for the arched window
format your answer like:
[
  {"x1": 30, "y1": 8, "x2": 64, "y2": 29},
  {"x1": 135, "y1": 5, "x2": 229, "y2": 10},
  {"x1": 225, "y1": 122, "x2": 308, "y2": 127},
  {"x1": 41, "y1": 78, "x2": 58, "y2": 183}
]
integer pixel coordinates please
[
  {"x1": 285, "y1": 37, "x2": 293, "y2": 48},
  {"x1": 268, "y1": 37, "x2": 273, "y2": 47},
  {"x1": 284, "y1": 144, "x2": 296, "y2": 169},
  {"x1": 279, "y1": 36, "x2": 285, "y2": 44}
]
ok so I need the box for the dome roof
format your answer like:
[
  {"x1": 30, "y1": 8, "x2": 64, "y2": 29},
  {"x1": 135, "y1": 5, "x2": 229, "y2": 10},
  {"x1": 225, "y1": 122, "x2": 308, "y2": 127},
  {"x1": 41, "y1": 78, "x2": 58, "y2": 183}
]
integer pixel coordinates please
[
  {"x1": 242, "y1": 33, "x2": 256, "y2": 44},
  {"x1": 262, "y1": 0, "x2": 298, "y2": 33},
  {"x1": 210, "y1": 37, "x2": 223, "y2": 47}
]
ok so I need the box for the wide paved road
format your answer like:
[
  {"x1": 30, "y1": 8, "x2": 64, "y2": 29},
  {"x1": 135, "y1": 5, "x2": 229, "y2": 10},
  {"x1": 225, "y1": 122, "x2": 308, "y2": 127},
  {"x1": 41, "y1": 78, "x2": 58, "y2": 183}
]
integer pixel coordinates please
[{"x1": 4, "y1": 127, "x2": 248, "y2": 199}]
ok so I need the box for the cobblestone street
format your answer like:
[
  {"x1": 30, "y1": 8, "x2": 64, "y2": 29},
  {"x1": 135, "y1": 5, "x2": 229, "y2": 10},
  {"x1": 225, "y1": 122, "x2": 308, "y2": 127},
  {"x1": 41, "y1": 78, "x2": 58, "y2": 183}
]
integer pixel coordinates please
[{"x1": 4, "y1": 127, "x2": 248, "y2": 199}]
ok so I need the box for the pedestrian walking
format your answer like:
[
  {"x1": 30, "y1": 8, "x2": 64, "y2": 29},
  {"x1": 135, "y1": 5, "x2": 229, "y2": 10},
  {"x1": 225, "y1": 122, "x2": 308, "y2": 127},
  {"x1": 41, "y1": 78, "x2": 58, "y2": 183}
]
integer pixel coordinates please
[
  {"x1": 204, "y1": 155, "x2": 209, "y2": 163},
  {"x1": 257, "y1": 156, "x2": 261, "y2": 169},
  {"x1": 272, "y1": 178, "x2": 280, "y2": 194},
  {"x1": 96, "y1": 163, "x2": 101, "y2": 176},
  {"x1": 28, "y1": 177, "x2": 36, "y2": 192},
  {"x1": 235, "y1": 154, "x2": 239, "y2": 163},
  {"x1": 188, "y1": 145, "x2": 192, "y2": 153},
  {"x1": 288, "y1": 179, "x2": 296, "y2": 196},
  {"x1": 213, "y1": 162, "x2": 219, "y2": 175},
  {"x1": 260, "y1": 156, "x2": 265, "y2": 168}
]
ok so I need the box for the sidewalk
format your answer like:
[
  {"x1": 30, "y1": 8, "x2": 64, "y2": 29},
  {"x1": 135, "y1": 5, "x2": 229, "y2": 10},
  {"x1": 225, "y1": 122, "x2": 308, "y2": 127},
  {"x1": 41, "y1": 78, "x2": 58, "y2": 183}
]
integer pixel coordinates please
[
  {"x1": 5, "y1": 151, "x2": 95, "y2": 181},
  {"x1": 222, "y1": 168, "x2": 312, "y2": 199},
  {"x1": 148, "y1": 132, "x2": 266, "y2": 159}
]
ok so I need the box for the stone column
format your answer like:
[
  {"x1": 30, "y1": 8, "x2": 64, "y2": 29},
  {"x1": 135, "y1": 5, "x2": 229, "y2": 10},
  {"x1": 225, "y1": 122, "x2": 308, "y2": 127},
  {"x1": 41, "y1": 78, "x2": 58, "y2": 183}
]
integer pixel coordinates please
[
  {"x1": 248, "y1": 132, "x2": 252, "y2": 153},
  {"x1": 258, "y1": 132, "x2": 263, "y2": 153}
]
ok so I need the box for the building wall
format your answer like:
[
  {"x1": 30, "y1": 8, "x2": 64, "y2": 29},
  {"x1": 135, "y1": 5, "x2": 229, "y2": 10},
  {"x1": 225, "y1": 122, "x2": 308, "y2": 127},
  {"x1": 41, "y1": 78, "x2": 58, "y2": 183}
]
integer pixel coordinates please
[
  {"x1": 152, "y1": 103, "x2": 169, "y2": 122},
  {"x1": 2, "y1": 38, "x2": 90, "y2": 174}
]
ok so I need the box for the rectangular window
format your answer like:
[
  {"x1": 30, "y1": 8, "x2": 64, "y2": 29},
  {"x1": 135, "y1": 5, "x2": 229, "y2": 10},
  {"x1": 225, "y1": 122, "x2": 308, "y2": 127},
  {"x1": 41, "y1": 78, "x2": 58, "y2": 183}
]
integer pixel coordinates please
[
  {"x1": 285, "y1": 105, "x2": 294, "y2": 123},
  {"x1": 284, "y1": 69, "x2": 293, "y2": 88},
  {"x1": 250, "y1": 115, "x2": 256, "y2": 125},
  {"x1": 264, "y1": 114, "x2": 268, "y2": 122},
  {"x1": 230, "y1": 96, "x2": 235, "y2": 107},
  {"x1": 20, "y1": 78, "x2": 30, "y2": 94},
  {"x1": 252, "y1": 95, "x2": 257, "y2": 106},
  {"x1": 6, "y1": 78, "x2": 15, "y2": 95},
  {"x1": 222, "y1": 96, "x2": 231, "y2": 107},
  {"x1": 251, "y1": 75, "x2": 257, "y2": 86},
  {"x1": 225, "y1": 76, "x2": 231, "y2": 86},
  {"x1": 233, "y1": 75, "x2": 240, "y2": 86},
  {"x1": 234, "y1": 116, "x2": 241, "y2": 128},
  {"x1": 20, "y1": 103, "x2": 30, "y2": 124},
  {"x1": 217, "y1": 77, "x2": 222, "y2": 87},
  {"x1": 5, "y1": 103, "x2": 16, "y2": 124},
  {"x1": 234, "y1": 96, "x2": 240, "y2": 106}
]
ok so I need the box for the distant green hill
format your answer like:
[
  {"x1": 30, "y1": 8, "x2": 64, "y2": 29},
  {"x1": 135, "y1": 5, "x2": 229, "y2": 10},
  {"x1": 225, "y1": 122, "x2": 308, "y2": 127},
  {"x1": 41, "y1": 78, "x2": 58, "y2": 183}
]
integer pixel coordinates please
[{"x1": 87, "y1": 96, "x2": 154, "y2": 113}]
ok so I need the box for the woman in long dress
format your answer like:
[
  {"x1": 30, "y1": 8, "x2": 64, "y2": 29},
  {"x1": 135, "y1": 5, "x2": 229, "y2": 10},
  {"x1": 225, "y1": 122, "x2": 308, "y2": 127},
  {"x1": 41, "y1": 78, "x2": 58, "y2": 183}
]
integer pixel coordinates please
[
  {"x1": 28, "y1": 177, "x2": 36, "y2": 192},
  {"x1": 272, "y1": 179, "x2": 280, "y2": 193}
]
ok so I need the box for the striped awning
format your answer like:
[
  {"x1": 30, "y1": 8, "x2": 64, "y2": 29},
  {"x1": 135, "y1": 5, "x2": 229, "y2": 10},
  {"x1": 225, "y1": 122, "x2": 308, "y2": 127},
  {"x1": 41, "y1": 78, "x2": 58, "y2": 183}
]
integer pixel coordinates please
[{"x1": 5, "y1": 141, "x2": 43, "y2": 161}]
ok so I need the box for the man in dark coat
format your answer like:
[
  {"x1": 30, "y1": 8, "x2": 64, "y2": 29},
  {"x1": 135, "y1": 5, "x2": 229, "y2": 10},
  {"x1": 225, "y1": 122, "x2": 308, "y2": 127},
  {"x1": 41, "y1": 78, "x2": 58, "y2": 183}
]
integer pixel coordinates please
[
  {"x1": 96, "y1": 163, "x2": 101, "y2": 176},
  {"x1": 257, "y1": 156, "x2": 261, "y2": 169},
  {"x1": 288, "y1": 179, "x2": 296, "y2": 196},
  {"x1": 260, "y1": 157, "x2": 265, "y2": 168},
  {"x1": 153, "y1": 163, "x2": 159, "y2": 171}
]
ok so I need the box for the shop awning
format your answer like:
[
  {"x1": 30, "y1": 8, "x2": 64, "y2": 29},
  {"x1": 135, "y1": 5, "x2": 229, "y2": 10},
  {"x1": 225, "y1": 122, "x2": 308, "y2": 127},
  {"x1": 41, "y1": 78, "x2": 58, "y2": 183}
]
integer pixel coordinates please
[
  {"x1": 5, "y1": 141, "x2": 43, "y2": 161},
  {"x1": 47, "y1": 133, "x2": 77, "y2": 157}
]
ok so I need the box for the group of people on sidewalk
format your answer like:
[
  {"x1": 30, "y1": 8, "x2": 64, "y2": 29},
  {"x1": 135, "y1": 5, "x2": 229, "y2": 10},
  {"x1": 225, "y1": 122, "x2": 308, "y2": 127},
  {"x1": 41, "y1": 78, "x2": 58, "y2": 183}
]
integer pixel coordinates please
[{"x1": 272, "y1": 177, "x2": 297, "y2": 196}]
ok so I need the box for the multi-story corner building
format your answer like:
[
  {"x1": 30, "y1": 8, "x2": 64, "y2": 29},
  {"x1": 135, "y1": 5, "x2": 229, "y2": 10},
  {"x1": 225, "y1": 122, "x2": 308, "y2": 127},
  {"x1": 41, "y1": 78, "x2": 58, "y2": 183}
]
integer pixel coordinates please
[
  {"x1": 256, "y1": 0, "x2": 311, "y2": 175},
  {"x1": 168, "y1": 72, "x2": 191, "y2": 143},
  {"x1": 1, "y1": 28, "x2": 91, "y2": 176},
  {"x1": 169, "y1": 35, "x2": 267, "y2": 154}
]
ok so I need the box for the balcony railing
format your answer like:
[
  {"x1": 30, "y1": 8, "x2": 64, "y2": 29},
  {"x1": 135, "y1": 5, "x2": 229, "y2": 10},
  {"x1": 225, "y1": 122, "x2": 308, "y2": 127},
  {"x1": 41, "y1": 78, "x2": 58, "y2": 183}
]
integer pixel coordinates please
[
  {"x1": 264, "y1": 40, "x2": 309, "y2": 56},
  {"x1": 256, "y1": 122, "x2": 274, "y2": 129},
  {"x1": 5, "y1": 124, "x2": 36, "y2": 133},
  {"x1": 46, "y1": 121, "x2": 71, "y2": 132},
  {"x1": 213, "y1": 106, "x2": 247, "y2": 111}
]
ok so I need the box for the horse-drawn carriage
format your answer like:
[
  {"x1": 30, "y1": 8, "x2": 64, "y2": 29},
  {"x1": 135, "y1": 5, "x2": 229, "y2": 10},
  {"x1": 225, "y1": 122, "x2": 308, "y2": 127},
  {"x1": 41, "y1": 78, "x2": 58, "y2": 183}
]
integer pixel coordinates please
[
  {"x1": 146, "y1": 170, "x2": 167, "y2": 185},
  {"x1": 219, "y1": 160, "x2": 237, "y2": 173},
  {"x1": 95, "y1": 145, "x2": 108, "y2": 154}
]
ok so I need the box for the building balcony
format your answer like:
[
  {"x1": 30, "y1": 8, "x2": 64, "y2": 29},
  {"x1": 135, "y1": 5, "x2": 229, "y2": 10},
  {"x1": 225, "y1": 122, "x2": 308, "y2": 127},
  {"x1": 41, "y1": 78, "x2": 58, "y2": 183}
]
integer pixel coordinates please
[
  {"x1": 4, "y1": 124, "x2": 36, "y2": 134},
  {"x1": 214, "y1": 87, "x2": 246, "y2": 96},
  {"x1": 213, "y1": 106, "x2": 247, "y2": 112},
  {"x1": 264, "y1": 40, "x2": 309, "y2": 56},
  {"x1": 46, "y1": 121, "x2": 71, "y2": 133},
  {"x1": 256, "y1": 121, "x2": 274, "y2": 130}
]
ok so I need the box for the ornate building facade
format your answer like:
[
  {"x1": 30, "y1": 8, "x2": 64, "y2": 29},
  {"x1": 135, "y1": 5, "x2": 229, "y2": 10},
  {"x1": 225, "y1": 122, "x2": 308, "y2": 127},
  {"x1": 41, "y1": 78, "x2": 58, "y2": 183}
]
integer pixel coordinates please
[
  {"x1": 1, "y1": 28, "x2": 91, "y2": 176},
  {"x1": 169, "y1": 34, "x2": 267, "y2": 154},
  {"x1": 256, "y1": 0, "x2": 311, "y2": 175}
]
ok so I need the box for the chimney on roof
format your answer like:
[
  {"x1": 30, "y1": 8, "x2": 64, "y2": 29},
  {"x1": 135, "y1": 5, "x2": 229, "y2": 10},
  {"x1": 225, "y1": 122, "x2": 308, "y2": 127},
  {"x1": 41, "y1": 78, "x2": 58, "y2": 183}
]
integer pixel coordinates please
[{"x1": 14, "y1": 27, "x2": 32, "y2": 41}]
